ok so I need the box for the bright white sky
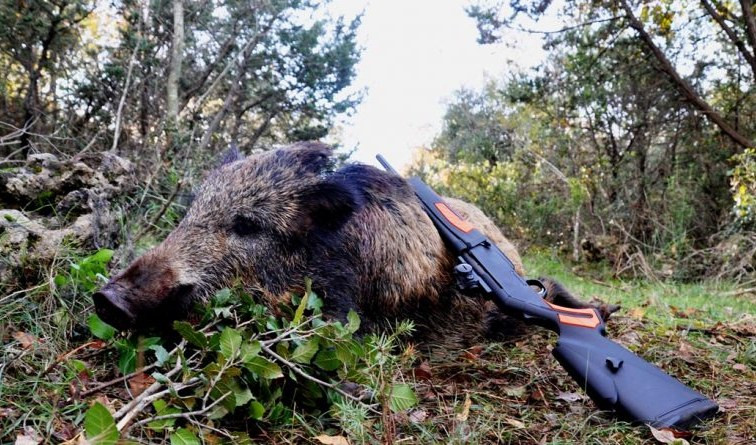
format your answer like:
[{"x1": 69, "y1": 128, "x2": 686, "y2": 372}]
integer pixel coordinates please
[{"x1": 325, "y1": 0, "x2": 555, "y2": 170}]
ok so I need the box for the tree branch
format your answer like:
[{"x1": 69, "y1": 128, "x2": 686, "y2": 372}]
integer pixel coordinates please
[
  {"x1": 702, "y1": 0, "x2": 756, "y2": 78},
  {"x1": 740, "y1": 0, "x2": 756, "y2": 61},
  {"x1": 620, "y1": 0, "x2": 754, "y2": 148}
]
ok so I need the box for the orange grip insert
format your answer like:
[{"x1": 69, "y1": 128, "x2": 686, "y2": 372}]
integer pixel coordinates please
[
  {"x1": 434, "y1": 202, "x2": 475, "y2": 233},
  {"x1": 545, "y1": 302, "x2": 602, "y2": 329}
]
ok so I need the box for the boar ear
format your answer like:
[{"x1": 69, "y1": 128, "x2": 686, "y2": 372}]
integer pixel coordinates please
[
  {"x1": 300, "y1": 175, "x2": 363, "y2": 232},
  {"x1": 285, "y1": 141, "x2": 334, "y2": 173},
  {"x1": 217, "y1": 145, "x2": 244, "y2": 167}
]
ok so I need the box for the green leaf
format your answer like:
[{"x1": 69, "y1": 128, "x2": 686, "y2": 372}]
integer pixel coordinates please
[
  {"x1": 212, "y1": 288, "x2": 232, "y2": 306},
  {"x1": 290, "y1": 338, "x2": 319, "y2": 364},
  {"x1": 346, "y1": 310, "x2": 361, "y2": 334},
  {"x1": 173, "y1": 321, "x2": 207, "y2": 348},
  {"x1": 314, "y1": 348, "x2": 341, "y2": 371},
  {"x1": 170, "y1": 428, "x2": 200, "y2": 445},
  {"x1": 87, "y1": 314, "x2": 115, "y2": 340},
  {"x1": 114, "y1": 339, "x2": 136, "y2": 375},
  {"x1": 90, "y1": 249, "x2": 114, "y2": 264},
  {"x1": 292, "y1": 279, "x2": 311, "y2": 325},
  {"x1": 244, "y1": 356, "x2": 283, "y2": 379},
  {"x1": 389, "y1": 384, "x2": 418, "y2": 412},
  {"x1": 219, "y1": 327, "x2": 242, "y2": 359},
  {"x1": 234, "y1": 387, "x2": 254, "y2": 407},
  {"x1": 240, "y1": 340, "x2": 262, "y2": 363},
  {"x1": 248, "y1": 400, "x2": 265, "y2": 420},
  {"x1": 147, "y1": 400, "x2": 181, "y2": 430},
  {"x1": 84, "y1": 402, "x2": 119, "y2": 445},
  {"x1": 150, "y1": 345, "x2": 170, "y2": 366}
]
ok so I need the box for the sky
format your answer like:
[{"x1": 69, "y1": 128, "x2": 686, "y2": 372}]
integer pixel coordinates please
[{"x1": 325, "y1": 0, "x2": 554, "y2": 170}]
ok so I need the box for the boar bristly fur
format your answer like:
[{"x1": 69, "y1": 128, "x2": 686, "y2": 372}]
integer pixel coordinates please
[{"x1": 94, "y1": 142, "x2": 606, "y2": 348}]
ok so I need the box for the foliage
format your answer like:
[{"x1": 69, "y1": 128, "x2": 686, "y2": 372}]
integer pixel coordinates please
[
  {"x1": 0, "y1": 0, "x2": 361, "y2": 166},
  {"x1": 731, "y1": 148, "x2": 756, "y2": 229},
  {"x1": 74, "y1": 282, "x2": 418, "y2": 442}
]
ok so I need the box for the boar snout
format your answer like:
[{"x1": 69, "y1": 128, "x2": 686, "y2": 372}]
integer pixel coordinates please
[
  {"x1": 93, "y1": 250, "x2": 197, "y2": 330},
  {"x1": 93, "y1": 285, "x2": 136, "y2": 330}
]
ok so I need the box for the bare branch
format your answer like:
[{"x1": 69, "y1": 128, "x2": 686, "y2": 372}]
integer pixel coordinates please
[
  {"x1": 702, "y1": 0, "x2": 756, "y2": 78},
  {"x1": 620, "y1": 0, "x2": 754, "y2": 148}
]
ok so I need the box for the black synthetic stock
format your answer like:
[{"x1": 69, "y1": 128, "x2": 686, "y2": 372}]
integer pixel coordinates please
[{"x1": 376, "y1": 154, "x2": 718, "y2": 429}]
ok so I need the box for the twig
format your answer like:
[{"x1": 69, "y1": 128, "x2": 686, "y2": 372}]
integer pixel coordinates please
[
  {"x1": 113, "y1": 340, "x2": 186, "y2": 420},
  {"x1": 116, "y1": 377, "x2": 201, "y2": 431},
  {"x1": 110, "y1": 1, "x2": 144, "y2": 153},
  {"x1": 80, "y1": 364, "x2": 157, "y2": 397},
  {"x1": 127, "y1": 391, "x2": 232, "y2": 431},
  {"x1": 260, "y1": 343, "x2": 381, "y2": 415}
]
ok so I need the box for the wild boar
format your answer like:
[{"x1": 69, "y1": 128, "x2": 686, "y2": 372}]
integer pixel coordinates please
[{"x1": 94, "y1": 142, "x2": 607, "y2": 348}]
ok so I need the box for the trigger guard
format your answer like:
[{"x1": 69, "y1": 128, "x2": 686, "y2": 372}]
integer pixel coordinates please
[{"x1": 526, "y1": 279, "x2": 547, "y2": 298}]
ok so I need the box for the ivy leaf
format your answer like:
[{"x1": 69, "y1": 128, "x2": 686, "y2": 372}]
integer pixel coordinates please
[
  {"x1": 245, "y1": 356, "x2": 283, "y2": 379},
  {"x1": 219, "y1": 327, "x2": 242, "y2": 359},
  {"x1": 84, "y1": 402, "x2": 119, "y2": 445},
  {"x1": 173, "y1": 321, "x2": 207, "y2": 348},
  {"x1": 290, "y1": 338, "x2": 319, "y2": 364},
  {"x1": 389, "y1": 384, "x2": 418, "y2": 412},
  {"x1": 87, "y1": 314, "x2": 115, "y2": 340},
  {"x1": 170, "y1": 428, "x2": 200, "y2": 445}
]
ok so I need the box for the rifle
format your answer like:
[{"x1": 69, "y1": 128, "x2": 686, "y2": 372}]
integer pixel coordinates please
[{"x1": 376, "y1": 155, "x2": 718, "y2": 429}]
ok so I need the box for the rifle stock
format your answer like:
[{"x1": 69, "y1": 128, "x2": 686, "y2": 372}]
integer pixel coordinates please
[{"x1": 376, "y1": 154, "x2": 718, "y2": 429}]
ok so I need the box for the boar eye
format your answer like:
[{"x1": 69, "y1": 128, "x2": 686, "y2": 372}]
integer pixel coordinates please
[{"x1": 232, "y1": 215, "x2": 260, "y2": 237}]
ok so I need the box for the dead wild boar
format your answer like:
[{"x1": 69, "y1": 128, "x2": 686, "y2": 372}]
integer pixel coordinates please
[{"x1": 93, "y1": 142, "x2": 607, "y2": 348}]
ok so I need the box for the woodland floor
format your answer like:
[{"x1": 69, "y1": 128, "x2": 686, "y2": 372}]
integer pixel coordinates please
[{"x1": 0, "y1": 250, "x2": 754, "y2": 444}]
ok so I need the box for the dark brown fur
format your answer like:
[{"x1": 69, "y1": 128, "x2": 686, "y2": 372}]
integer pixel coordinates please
[{"x1": 94, "y1": 142, "x2": 613, "y2": 349}]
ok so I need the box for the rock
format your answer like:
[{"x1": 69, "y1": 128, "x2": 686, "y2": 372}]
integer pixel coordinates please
[{"x1": 0, "y1": 152, "x2": 134, "y2": 285}]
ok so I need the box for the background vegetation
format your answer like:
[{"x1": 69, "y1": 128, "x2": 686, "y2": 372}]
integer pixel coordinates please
[{"x1": 0, "y1": 0, "x2": 754, "y2": 444}]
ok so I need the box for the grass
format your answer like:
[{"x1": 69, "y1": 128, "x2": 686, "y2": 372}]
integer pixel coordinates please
[{"x1": 0, "y1": 246, "x2": 754, "y2": 444}]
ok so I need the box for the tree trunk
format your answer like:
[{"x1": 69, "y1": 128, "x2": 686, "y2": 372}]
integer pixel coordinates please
[{"x1": 166, "y1": 0, "x2": 184, "y2": 136}]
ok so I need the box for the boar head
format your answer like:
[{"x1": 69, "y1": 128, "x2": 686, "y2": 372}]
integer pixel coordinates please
[{"x1": 93, "y1": 142, "x2": 362, "y2": 329}]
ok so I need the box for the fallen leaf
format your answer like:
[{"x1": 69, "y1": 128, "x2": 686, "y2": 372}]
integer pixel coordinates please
[
  {"x1": 59, "y1": 433, "x2": 89, "y2": 445},
  {"x1": 128, "y1": 372, "x2": 155, "y2": 397},
  {"x1": 461, "y1": 345, "x2": 483, "y2": 361},
  {"x1": 650, "y1": 426, "x2": 690, "y2": 444},
  {"x1": 408, "y1": 409, "x2": 427, "y2": 423},
  {"x1": 732, "y1": 363, "x2": 747, "y2": 371},
  {"x1": 505, "y1": 418, "x2": 525, "y2": 428},
  {"x1": 504, "y1": 386, "x2": 527, "y2": 398},
  {"x1": 456, "y1": 394, "x2": 471, "y2": 422},
  {"x1": 413, "y1": 361, "x2": 432, "y2": 380},
  {"x1": 12, "y1": 332, "x2": 38, "y2": 350},
  {"x1": 677, "y1": 342, "x2": 695, "y2": 362},
  {"x1": 556, "y1": 392, "x2": 583, "y2": 402},
  {"x1": 15, "y1": 427, "x2": 42, "y2": 445},
  {"x1": 314, "y1": 434, "x2": 350, "y2": 445}
]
